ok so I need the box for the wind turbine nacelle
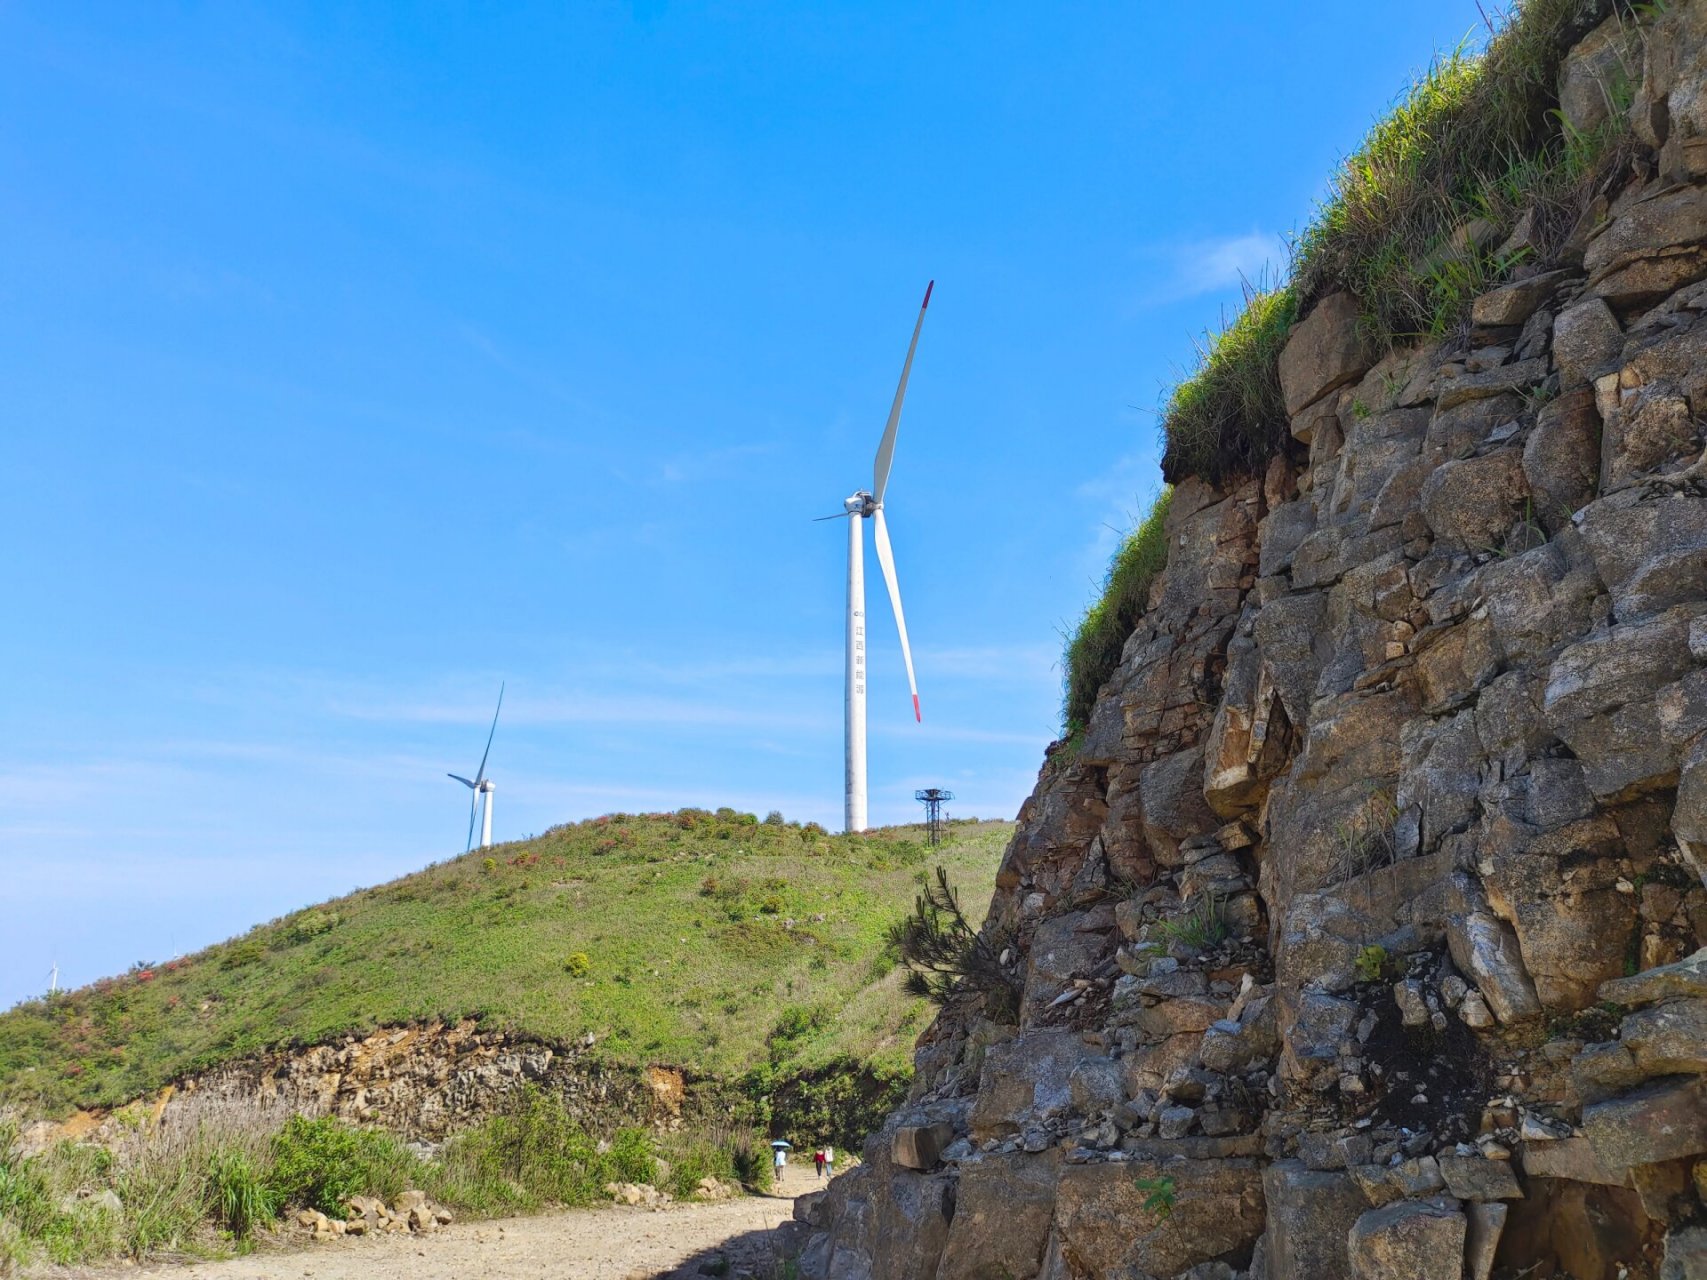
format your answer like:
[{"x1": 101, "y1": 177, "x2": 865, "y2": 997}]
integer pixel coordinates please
[{"x1": 844, "y1": 491, "x2": 876, "y2": 517}]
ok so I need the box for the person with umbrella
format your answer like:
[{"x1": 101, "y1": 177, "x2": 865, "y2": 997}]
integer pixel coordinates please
[{"x1": 771, "y1": 1139, "x2": 791, "y2": 1177}]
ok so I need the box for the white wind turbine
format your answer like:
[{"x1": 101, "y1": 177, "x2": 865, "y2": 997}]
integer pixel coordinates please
[
  {"x1": 448, "y1": 683, "x2": 503, "y2": 851},
  {"x1": 821, "y1": 281, "x2": 933, "y2": 833}
]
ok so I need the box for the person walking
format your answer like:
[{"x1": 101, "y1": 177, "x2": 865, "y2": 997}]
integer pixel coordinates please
[
  {"x1": 823, "y1": 1144, "x2": 834, "y2": 1179},
  {"x1": 773, "y1": 1144, "x2": 786, "y2": 1178},
  {"x1": 813, "y1": 1148, "x2": 826, "y2": 1178}
]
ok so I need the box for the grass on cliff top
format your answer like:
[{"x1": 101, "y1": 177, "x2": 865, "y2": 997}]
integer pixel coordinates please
[
  {"x1": 1062, "y1": 487, "x2": 1173, "y2": 739},
  {"x1": 0, "y1": 811, "x2": 1010, "y2": 1117},
  {"x1": 1154, "y1": 0, "x2": 1632, "y2": 485},
  {"x1": 1072, "y1": 0, "x2": 1636, "y2": 734}
]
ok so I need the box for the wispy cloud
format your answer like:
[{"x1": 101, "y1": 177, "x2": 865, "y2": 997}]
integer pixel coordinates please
[{"x1": 1133, "y1": 231, "x2": 1289, "y2": 307}]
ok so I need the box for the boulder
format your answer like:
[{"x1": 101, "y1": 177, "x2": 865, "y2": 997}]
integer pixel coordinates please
[
  {"x1": 1464, "y1": 1201, "x2": 1508, "y2": 1280},
  {"x1": 1519, "y1": 1136, "x2": 1627, "y2": 1185},
  {"x1": 1560, "y1": 15, "x2": 1642, "y2": 136},
  {"x1": 1470, "y1": 270, "x2": 1573, "y2": 328},
  {"x1": 1543, "y1": 607, "x2": 1699, "y2": 798},
  {"x1": 1280, "y1": 292, "x2": 1374, "y2": 416},
  {"x1": 1139, "y1": 745, "x2": 1222, "y2": 866},
  {"x1": 1446, "y1": 902, "x2": 1542, "y2": 1023},
  {"x1": 891, "y1": 1123, "x2": 954, "y2": 1172},
  {"x1": 1418, "y1": 449, "x2": 1529, "y2": 550},
  {"x1": 934, "y1": 1152, "x2": 1060, "y2": 1280},
  {"x1": 1052, "y1": 1156, "x2": 1265, "y2": 1279},
  {"x1": 969, "y1": 1030, "x2": 1095, "y2": 1141},
  {"x1": 1347, "y1": 1198, "x2": 1466, "y2": 1280},
  {"x1": 1522, "y1": 388, "x2": 1601, "y2": 529},
  {"x1": 1432, "y1": 357, "x2": 1550, "y2": 411},
  {"x1": 1583, "y1": 1076, "x2": 1707, "y2": 1170},
  {"x1": 1601, "y1": 948, "x2": 1707, "y2": 1004},
  {"x1": 1022, "y1": 911, "x2": 1114, "y2": 1022},
  {"x1": 1579, "y1": 489, "x2": 1707, "y2": 622},
  {"x1": 1621, "y1": 997, "x2": 1707, "y2": 1075},
  {"x1": 1263, "y1": 1161, "x2": 1367, "y2": 1280},
  {"x1": 1066, "y1": 1056, "x2": 1126, "y2": 1116},
  {"x1": 1553, "y1": 296, "x2": 1625, "y2": 390},
  {"x1": 1437, "y1": 1155, "x2": 1524, "y2": 1201},
  {"x1": 1584, "y1": 185, "x2": 1707, "y2": 310}
]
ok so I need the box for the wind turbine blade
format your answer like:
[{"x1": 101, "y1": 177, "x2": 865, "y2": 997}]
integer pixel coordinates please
[
  {"x1": 872, "y1": 280, "x2": 933, "y2": 505},
  {"x1": 475, "y1": 682, "x2": 504, "y2": 784},
  {"x1": 467, "y1": 791, "x2": 480, "y2": 852},
  {"x1": 872, "y1": 507, "x2": 921, "y2": 722},
  {"x1": 812, "y1": 511, "x2": 853, "y2": 522},
  {"x1": 447, "y1": 773, "x2": 478, "y2": 789}
]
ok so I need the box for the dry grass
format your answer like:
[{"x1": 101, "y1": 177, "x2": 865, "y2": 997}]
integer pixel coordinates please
[{"x1": 1152, "y1": 0, "x2": 1639, "y2": 488}]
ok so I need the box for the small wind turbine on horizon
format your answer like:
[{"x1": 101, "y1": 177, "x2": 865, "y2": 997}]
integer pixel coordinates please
[
  {"x1": 818, "y1": 281, "x2": 933, "y2": 834},
  {"x1": 448, "y1": 683, "x2": 504, "y2": 851}
]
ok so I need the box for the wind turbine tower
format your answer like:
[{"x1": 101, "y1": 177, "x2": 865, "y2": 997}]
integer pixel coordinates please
[
  {"x1": 827, "y1": 282, "x2": 932, "y2": 833},
  {"x1": 449, "y1": 683, "x2": 504, "y2": 851}
]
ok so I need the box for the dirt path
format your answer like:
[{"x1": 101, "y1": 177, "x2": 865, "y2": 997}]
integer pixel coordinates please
[{"x1": 70, "y1": 1167, "x2": 829, "y2": 1280}]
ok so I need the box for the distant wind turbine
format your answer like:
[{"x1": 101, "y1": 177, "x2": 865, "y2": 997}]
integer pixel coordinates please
[
  {"x1": 448, "y1": 683, "x2": 504, "y2": 851},
  {"x1": 818, "y1": 282, "x2": 932, "y2": 833}
]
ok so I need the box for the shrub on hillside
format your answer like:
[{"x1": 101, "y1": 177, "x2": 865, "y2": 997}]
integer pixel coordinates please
[
  {"x1": 266, "y1": 1115, "x2": 418, "y2": 1217},
  {"x1": 433, "y1": 1087, "x2": 608, "y2": 1214},
  {"x1": 888, "y1": 868, "x2": 1020, "y2": 1022}
]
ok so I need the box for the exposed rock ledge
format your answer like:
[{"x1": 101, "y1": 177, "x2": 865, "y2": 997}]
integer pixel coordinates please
[
  {"x1": 787, "y1": 6, "x2": 1707, "y2": 1277},
  {"x1": 20, "y1": 1020, "x2": 670, "y2": 1155}
]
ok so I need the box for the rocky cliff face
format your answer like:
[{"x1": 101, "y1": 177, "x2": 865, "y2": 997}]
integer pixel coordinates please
[{"x1": 794, "y1": 8, "x2": 1707, "y2": 1278}]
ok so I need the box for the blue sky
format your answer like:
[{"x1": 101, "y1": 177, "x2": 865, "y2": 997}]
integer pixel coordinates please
[{"x1": 0, "y1": 2, "x2": 1493, "y2": 1008}]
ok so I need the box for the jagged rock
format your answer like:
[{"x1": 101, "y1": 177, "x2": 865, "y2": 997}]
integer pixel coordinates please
[
  {"x1": 1418, "y1": 449, "x2": 1529, "y2": 550},
  {"x1": 1602, "y1": 948, "x2": 1707, "y2": 1004},
  {"x1": 935, "y1": 1151, "x2": 1059, "y2": 1280},
  {"x1": 1583, "y1": 1076, "x2": 1707, "y2": 1170},
  {"x1": 1437, "y1": 1155, "x2": 1523, "y2": 1201},
  {"x1": 969, "y1": 1030, "x2": 1095, "y2": 1141},
  {"x1": 1390, "y1": 1156, "x2": 1445, "y2": 1198},
  {"x1": 1519, "y1": 1136, "x2": 1626, "y2": 1185},
  {"x1": 1619, "y1": 997, "x2": 1707, "y2": 1075},
  {"x1": 1347, "y1": 1198, "x2": 1466, "y2": 1280},
  {"x1": 1559, "y1": 14, "x2": 1642, "y2": 136},
  {"x1": 1578, "y1": 489, "x2": 1707, "y2": 622},
  {"x1": 1052, "y1": 1157, "x2": 1264, "y2": 1279},
  {"x1": 1392, "y1": 977, "x2": 1429, "y2": 1027},
  {"x1": 891, "y1": 1123, "x2": 954, "y2": 1172},
  {"x1": 1471, "y1": 270, "x2": 1573, "y2": 328},
  {"x1": 1262, "y1": 1163, "x2": 1367, "y2": 1280},
  {"x1": 1464, "y1": 1201, "x2": 1508, "y2": 1280},
  {"x1": 1553, "y1": 296, "x2": 1625, "y2": 390},
  {"x1": 1280, "y1": 292, "x2": 1374, "y2": 416},
  {"x1": 1023, "y1": 911, "x2": 1114, "y2": 1023},
  {"x1": 1445, "y1": 901, "x2": 1541, "y2": 1023},
  {"x1": 1584, "y1": 184, "x2": 1707, "y2": 310},
  {"x1": 1067, "y1": 1057, "x2": 1126, "y2": 1116}
]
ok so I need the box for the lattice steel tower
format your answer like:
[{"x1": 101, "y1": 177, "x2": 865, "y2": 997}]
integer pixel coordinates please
[{"x1": 915, "y1": 788, "x2": 955, "y2": 847}]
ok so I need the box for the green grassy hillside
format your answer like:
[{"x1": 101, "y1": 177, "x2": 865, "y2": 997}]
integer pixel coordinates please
[{"x1": 0, "y1": 811, "x2": 1010, "y2": 1117}]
